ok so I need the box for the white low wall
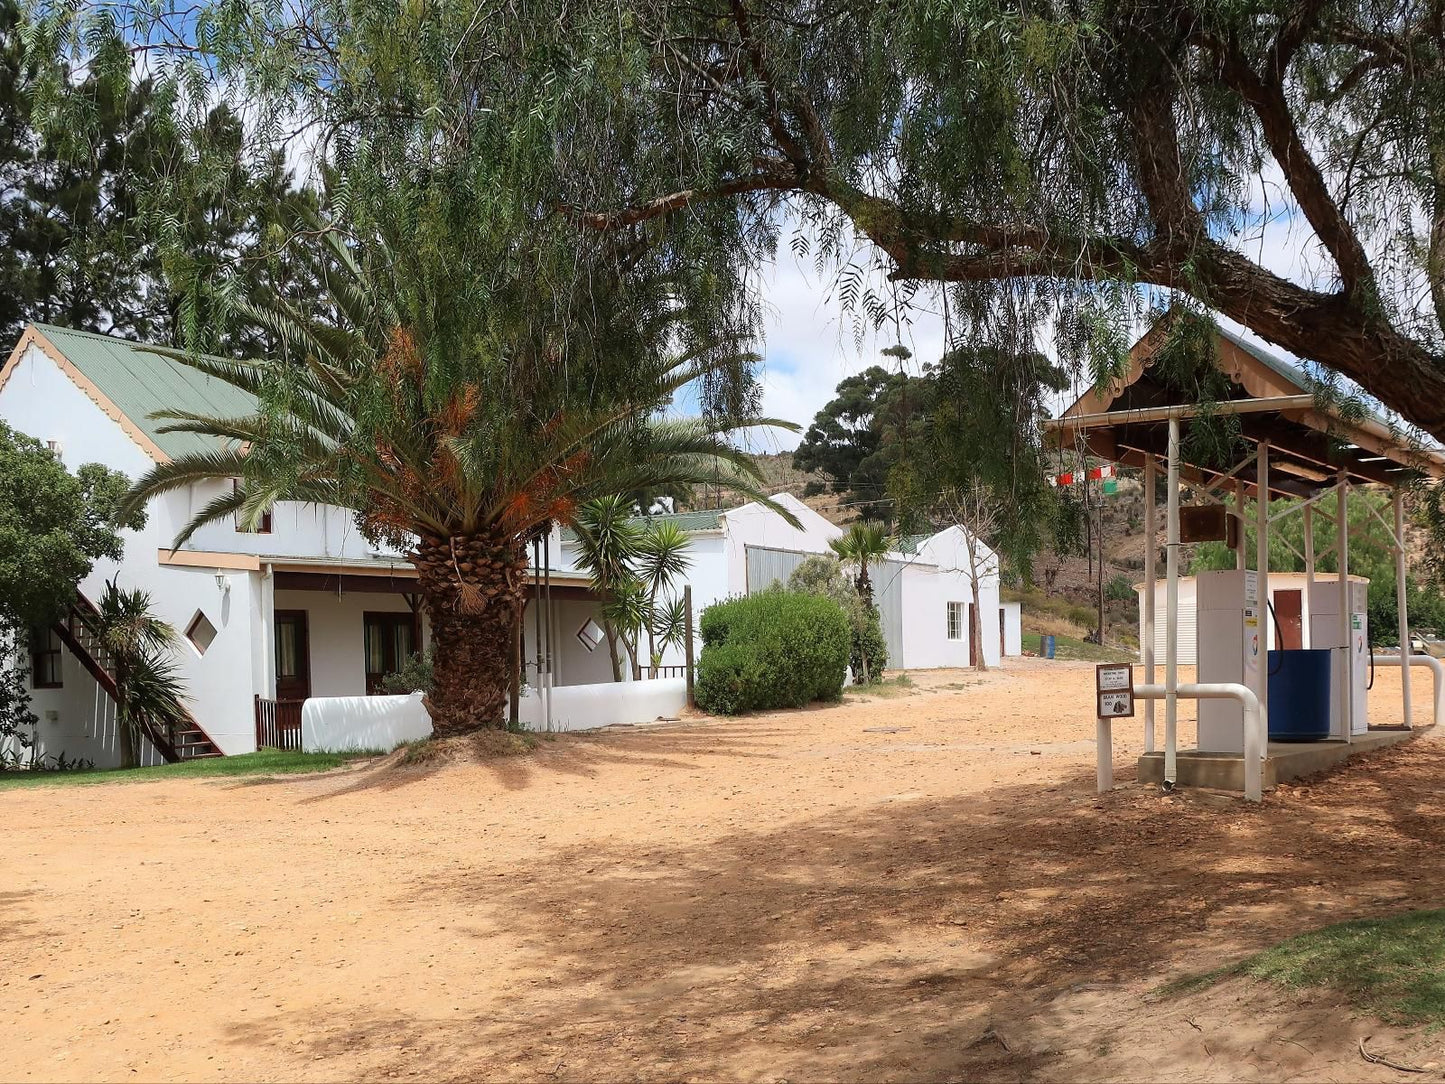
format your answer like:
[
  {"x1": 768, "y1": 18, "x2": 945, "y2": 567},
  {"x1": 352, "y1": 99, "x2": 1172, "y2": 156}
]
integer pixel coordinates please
[
  {"x1": 302, "y1": 692, "x2": 433, "y2": 753},
  {"x1": 520, "y1": 678, "x2": 687, "y2": 732}
]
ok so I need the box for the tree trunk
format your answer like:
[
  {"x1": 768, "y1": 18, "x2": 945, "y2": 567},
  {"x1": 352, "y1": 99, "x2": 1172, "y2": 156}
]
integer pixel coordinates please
[
  {"x1": 604, "y1": 622, "x2": 624, "y2": 681},
  {"x1": 411, "y1": 531, "x2": 529, "y2": 738},
  {"x1": 115, "y1": 668, "x2": 138, "y2": 769},
  {"x1": 966, "y1": 552, "x2": 989, "y2": 674}
]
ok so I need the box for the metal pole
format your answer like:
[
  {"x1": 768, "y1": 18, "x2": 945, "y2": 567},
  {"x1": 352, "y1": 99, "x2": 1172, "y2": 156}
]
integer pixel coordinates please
[
  {"x1": 1303, "y1": 504, "x2": 1316, "y2": 649},
  {"x1": 533, "y1": 537, "x2": 543, "y2": 697},
  {"x1": 1338, "y1": 469, "x2": 1352, "y2": 742},
  {"x1": 1165, "y1": 417, "x2": 1180, "y2": 786},
  {"x1": 1257, "y1": 442, "x2": 1270, "y2": 735},
  {"x1": 683, "y1": 584, "x2": 696, "y2": 709},
  {"x1": 1143, "y1": 456, "x2": 1156, "y2": 753},
  {"x1": 543, "y1": 530, "x2": 554, "y2": 732},
  {"x1": 1395, "y1": 487, "x2": 1413, "y2": 729}
]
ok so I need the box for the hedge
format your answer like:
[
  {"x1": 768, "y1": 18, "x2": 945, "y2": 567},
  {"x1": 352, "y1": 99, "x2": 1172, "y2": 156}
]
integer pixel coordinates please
[{"x1": 695, "y1": 590, "x2": 851, "y2": 715}]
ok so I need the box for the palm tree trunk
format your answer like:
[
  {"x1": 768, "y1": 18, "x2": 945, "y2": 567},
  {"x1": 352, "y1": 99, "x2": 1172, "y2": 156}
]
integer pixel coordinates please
[
  {"x1": 604, "y1": 623, "x2": 624, "y2": 681},
  {"x1": 115, "y1": 667, "x2": 138, "y2": 769},
  {"x1": 412, "y1": 531, "x2": 529, "y2": 738}
]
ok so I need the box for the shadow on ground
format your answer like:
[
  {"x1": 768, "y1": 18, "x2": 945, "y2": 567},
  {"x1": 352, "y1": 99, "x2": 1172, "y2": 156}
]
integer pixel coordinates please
[{"x1": 221, "y1": 734, "x2": 1445, "y2": 1082}]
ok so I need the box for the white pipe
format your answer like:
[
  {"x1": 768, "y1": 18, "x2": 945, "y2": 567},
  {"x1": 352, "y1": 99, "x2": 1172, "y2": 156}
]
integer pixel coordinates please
[
  {"x1": 1395, "y1": 489, "x2": 1413, "y2": 729},
  {"x1": 1138, "y1": 682, "x2": 1265, "y2": 802},
  {"x1": 1144, "y1": 456, "x2": 1156, "y2": 753},
  {"x1": 1165, "y1": 418, "x2": 1181, "y2": 784},
  {"x1": 1257, "y1": 442, "x2": 1270, "y2": 735},
  {"x1": 1338, "y1": 470, "x2": 1352, "y2": 742},
  {"x1": 1374, "y1": 654, "x2": 1442, "y2": 728}
]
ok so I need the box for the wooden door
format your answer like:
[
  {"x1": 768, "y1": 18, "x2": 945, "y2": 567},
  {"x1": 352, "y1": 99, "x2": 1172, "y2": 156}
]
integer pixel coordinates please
[
  {"x1": 364, "y1": 611, "x2": 419, "y2": 695},
  {"x1": 999, "y1": 607, "x2": 1007, "y2": 659},
  {"x1": 967, "y1": 603, "x2": 978, "y2": 667},
  {"x1": 274, "y1": 610, "x2": 311, "y2": 701},
  {"x1": 1275, "y1": 589, "x2": 1304, "y2": 650}
]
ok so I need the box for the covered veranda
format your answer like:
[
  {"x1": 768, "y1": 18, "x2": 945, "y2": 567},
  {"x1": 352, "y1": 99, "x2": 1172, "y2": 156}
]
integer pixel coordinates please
[{"x1": 1047, "y1": 320, "x2": 1445, "y2": 799}]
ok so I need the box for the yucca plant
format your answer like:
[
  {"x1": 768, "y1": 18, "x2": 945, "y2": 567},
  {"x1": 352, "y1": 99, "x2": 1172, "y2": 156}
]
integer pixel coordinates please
[
  {"x1": 573, "y1": 496, "x2": 645, "y2": 682},
  {"x1": 95, "y1": 579, "x2": 188, "y2": 768},
  {"x1": 123, "y1": 209, "x2": 794, "y2": 737},
  {"x1": 636, "y1": 520, "x2": 693, "y2": 673}
]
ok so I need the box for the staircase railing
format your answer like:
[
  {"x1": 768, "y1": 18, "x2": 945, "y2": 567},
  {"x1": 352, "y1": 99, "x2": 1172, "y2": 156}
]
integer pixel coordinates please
[{"x1": 51, "y1": 592, "x2": 221, "y2": 762}]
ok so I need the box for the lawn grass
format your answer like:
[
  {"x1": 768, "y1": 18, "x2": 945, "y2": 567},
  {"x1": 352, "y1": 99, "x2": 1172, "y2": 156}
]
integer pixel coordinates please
[
  {"x1": 1023, "y1": 628, "x2": 1135, "y2": 663},
  {"x1": 1163, "y1": 908, "x2": 1445, "y2": 1027},
  {"x1": 0, "y1": 748, "x2": 379, "y2": 790},
  {"x1": 850, "y1": 672, "x2": 916, "y2": 699}
]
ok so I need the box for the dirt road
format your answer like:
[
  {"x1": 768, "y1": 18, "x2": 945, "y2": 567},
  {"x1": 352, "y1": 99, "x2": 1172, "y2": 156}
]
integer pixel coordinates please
[{"x1": 2, "y1": 662, "x2": 1441, "y2": 1082}]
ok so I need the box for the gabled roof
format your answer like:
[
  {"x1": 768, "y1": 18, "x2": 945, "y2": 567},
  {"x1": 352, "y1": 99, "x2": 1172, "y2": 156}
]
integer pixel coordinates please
[
  {"x1": 895, "y1": 533, "x2": 930, "y2": 556},
  {"x1": 1049, "y1": 315, "x2": 1445, "y2": 497},
  {"x1": 559, "y1": 507, "x2": 725, "y2": 543},
  {"x1": 0, "y1": 323, "x2": 258, "y2": 462}
]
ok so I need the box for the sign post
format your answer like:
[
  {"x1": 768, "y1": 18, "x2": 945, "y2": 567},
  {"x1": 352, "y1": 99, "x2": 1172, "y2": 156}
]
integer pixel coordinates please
[{"x1": 1095, "y1": 663, "x2": 1135, "y2": 793}]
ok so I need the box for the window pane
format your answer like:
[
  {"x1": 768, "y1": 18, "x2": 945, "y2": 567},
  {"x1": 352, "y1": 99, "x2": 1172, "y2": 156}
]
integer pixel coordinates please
[
  {"x1": 276, "y1": 623, "x2": 298, "y2": 679},
  {"x1": 365, "y1": 624, "x2": 385, "y2": 673}
]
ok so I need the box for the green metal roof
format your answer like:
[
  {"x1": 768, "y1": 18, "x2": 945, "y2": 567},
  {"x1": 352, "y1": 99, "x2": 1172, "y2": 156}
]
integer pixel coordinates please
[
  {"x1": 34, "y1": 324, "x2": 258, "y2": 461},
  {"x1": 559, "y1": 506, "x2": 726, "y2": 543},
  {"x1": 896, "y1": 533, "x2": 930, "y2": 555}
]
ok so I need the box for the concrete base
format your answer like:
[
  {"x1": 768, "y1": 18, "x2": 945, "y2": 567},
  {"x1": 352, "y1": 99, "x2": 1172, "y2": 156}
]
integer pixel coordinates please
[{"x1": 1137, "y1": 727, "x2": 1417, "y2": 792}]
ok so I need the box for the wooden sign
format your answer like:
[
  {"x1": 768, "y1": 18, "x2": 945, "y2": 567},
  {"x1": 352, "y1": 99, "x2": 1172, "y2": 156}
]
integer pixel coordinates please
[
  {"x1": 1179, "y1": 505, "x2": 1240, "y2": 547},
  {"x1": 1096, "y1": 663, "x2": 1135, "y2": 718}
]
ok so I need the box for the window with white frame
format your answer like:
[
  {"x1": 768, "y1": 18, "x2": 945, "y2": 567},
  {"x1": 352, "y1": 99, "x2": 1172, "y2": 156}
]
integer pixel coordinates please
[{"x1": 946, "y1": 601, "x2": 965, "y2": 640}]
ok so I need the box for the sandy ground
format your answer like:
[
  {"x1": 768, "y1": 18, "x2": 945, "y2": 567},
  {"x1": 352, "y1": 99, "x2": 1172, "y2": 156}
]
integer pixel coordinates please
[{"x1": 3, "y1": 661, "x2": 1444, "y2": 1083}]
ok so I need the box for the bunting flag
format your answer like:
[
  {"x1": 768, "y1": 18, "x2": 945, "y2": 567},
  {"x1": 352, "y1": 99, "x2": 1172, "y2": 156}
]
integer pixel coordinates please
[
  {"x1": 1050, "y1": 464, "x2": 1120, "y2": 491},
  {"x1": 1088, "y1": 464, "x2": 1116, "y2": 480}
]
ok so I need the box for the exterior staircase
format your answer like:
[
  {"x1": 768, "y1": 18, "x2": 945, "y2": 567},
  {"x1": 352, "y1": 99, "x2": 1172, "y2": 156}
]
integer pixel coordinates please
[{"x1": 52, "y1": 593, "x2": 222, "y2": 762}]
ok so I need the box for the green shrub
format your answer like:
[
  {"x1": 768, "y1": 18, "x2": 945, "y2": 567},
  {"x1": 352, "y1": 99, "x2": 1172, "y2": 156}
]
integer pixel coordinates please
[
  {"x1": 381, "y1": 649, "x2": 434, "y2": 695},
  {"x1": 696, "y1": 590, "x2": 850, "y2": 715},
  {"x1": 786, "y1": 554, "x2": 888, "y2": 683},
  {"x1": 1105, "y1": 573, "x2": 1135, "y2": 602}
]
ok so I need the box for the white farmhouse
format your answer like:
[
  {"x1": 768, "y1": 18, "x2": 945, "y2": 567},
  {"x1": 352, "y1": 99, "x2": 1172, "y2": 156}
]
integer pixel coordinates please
[{"x1": 2, "y1": 324, "x2": 1019, "y2": 767}]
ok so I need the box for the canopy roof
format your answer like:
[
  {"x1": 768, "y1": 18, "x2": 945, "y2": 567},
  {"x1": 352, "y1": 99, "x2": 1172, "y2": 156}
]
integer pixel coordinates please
[{"x1": 1047, "y1": 319, "x2": 1445, "y2": 500}]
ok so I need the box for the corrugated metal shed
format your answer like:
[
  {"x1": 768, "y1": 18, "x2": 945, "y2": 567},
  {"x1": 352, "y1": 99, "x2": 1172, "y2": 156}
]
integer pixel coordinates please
[
  {"x1": 35, "y1": 324, "x2": 258, "y2": 461},
  {"x1": 745, "y1": 544, "x2": 907, "y2": 667}
]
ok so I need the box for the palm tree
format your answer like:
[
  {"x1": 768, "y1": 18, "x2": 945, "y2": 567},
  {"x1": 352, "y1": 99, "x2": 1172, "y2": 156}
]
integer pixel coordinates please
[
  {"x1": 829, "y1": 521, "x2": 891, "y2": 608},
  {"x1": 123, "y1": 223, "x2": 795, "y2": 738},
  {"x1": 95, "y1": 580, "x2": 188, "y2": 768},
  {"x1": 635, "y1": 520, "x2": 693, "y2": 674},
  {"x1": 573, "y1": 496, "x2": 645, "y2": 682}
]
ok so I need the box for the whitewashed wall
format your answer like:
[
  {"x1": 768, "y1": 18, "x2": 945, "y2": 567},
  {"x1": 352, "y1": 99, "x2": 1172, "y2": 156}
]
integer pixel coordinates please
[
  {"x1": 722, "y1": 494, "x2": 842, "y2": 595},
  {"x1": 521, "y1": 677, "x2": 686, "y2": 732},
  {"x1": 302, "y1": 692, "x2": 432, "y2": 752},
  {"x1": 0, "y1": 342, "x2": 264, "y2": 758},
  {"x1": 1002, "y1": 602, "x2": 1023, "y2": 656}
]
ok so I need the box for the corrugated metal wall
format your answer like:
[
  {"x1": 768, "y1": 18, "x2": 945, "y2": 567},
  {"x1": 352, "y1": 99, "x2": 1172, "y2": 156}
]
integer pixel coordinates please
[{"x1": 745, "y1": 545, "x2": 906, "y2": 666}]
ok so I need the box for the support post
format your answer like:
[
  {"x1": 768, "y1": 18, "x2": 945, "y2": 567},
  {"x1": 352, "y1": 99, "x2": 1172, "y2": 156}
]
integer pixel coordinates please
[
  {"x1": 684, "y1": 584, "x2": 696, "y2": 709},
  {"x1": 1338, "y1": 469, "x2": 1352, "y2": 742},
  {"x1": 1234, "y1": 478, "x2": 1246, "y2": 571},
  {"x1": 1303, "y1": 503, "x2": 1316, "y2": 649},
  {"x1": 1143, "y1": 456, "x2": 1156, "y2": 753},
  {"x1": 1165, "y1": 418, "x2": 1180, "y2": 785},
  {"x1": 1395, "y1": 487, "x2": 1413, "y2": 728},
  {"x1": 1256, "y1": 442, "x2": 1270, "y2": 735}
]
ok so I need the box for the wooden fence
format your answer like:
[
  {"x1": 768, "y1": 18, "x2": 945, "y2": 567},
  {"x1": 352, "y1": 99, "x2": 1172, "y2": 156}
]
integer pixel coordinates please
[{"x1": 254, "y1": 696, "x2": 305, "y2": 751}]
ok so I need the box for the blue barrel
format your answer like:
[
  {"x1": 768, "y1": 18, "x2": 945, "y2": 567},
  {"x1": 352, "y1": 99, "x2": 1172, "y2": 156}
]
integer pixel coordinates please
[
  {"x1": 1267, "y1": 648, "x2": 1332, "y2": 741},
  {"x1": 1043, "y1": 634, "x2": 1056, "y2": 659}
]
